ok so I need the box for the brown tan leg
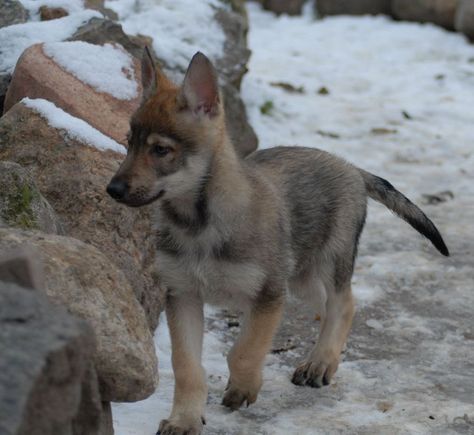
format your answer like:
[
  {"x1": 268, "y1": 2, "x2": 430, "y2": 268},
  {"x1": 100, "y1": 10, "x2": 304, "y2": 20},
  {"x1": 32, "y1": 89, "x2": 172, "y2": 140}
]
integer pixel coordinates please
[
  {"x1": 292, "y1": 285, "x2": 354, "y2": 388},
  {"x1": 158, "y1": 293, "x2": 207, "y2": 435},
  {"x1": 222, "y1": 297, "x2": 284, "y2": 410}
]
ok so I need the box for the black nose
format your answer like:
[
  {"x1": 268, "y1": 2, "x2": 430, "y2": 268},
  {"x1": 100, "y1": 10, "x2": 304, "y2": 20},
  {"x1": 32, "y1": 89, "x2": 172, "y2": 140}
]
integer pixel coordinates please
[{"x1": 106, "y1": 178, "x2": 128, "y2": 200}]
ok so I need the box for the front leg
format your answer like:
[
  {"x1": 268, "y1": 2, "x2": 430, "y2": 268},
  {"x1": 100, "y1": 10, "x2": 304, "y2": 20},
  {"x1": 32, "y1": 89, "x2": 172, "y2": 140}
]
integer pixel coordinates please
[
  {"x1": 222, "y1": 290, "x2": 284, "y2": 411},
  {"x1": 158, "y1": 292, "x2": 207, "y2": 435}
]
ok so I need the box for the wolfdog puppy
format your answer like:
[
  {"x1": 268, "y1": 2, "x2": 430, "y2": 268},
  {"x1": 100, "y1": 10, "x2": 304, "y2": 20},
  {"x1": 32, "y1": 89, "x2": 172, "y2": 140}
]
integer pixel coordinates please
[{"x1": 107, "y1": 48, "x2": 449, "y2": 435}]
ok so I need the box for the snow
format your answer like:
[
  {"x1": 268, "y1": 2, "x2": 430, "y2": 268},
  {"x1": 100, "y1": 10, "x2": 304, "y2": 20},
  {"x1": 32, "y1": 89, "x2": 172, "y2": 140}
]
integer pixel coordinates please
[
  {"x1": 22, "y1": 98, "x2": 126, "y2": 154},
  {"x1": 43, "y1": 41, "x2": 138, "y2": 100},
  {"x1": 112, "y1": 2, "x2": 474, "y2": 434},
  {"x1": 0, "y1": 9, "x2": 100, "y2": 74},
  {"x1": 105, "y1": 0, "x2": 226, "y2": 73},
  {"x1": 242, "y1": 4, "x2": 474, "y2": 197}
]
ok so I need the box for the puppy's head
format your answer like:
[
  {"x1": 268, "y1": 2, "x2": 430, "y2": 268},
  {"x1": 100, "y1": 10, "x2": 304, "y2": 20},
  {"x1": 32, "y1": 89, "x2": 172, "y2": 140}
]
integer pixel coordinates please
[{"x1": 107, "y1": 48, "x2": 224, "y2": 207}]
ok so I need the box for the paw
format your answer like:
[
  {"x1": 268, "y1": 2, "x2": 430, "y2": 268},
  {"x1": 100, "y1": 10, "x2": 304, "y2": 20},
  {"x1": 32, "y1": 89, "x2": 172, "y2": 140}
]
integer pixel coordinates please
[
  {"x1": 222, "y1": 380, "x2": 260, "y2": 411},
  {"x1": 157, "y1": 417, "x2": 205, "y2": 435},
  {"x1": 291, "y1": 356, "x2": 339, "y2": 388}
]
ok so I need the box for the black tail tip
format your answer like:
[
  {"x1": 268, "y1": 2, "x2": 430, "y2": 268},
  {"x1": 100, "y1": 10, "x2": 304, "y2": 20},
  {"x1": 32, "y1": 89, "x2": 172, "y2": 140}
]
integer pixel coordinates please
[
  {"x1": 438, "y1": 243, "x2": 450, "y2": 257},
  {"x1": 433, "y1": 235, "x2": 450, "y2": 257}
]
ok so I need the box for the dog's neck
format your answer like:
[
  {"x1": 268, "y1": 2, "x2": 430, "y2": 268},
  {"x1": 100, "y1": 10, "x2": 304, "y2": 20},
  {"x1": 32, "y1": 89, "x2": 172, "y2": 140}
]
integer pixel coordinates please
[{"x1": 159, "y1": 135, "x2": 251, "y2": 235}]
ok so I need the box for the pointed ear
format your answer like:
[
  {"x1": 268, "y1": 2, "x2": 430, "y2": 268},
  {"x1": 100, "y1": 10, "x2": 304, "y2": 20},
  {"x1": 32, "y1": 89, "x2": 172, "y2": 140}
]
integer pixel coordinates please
[
  {"x1": 181, "y1": 52, "x2": 220, "y2": 117},
  {"x1": 141, "y1": 46, "x2": 157, "y2": 101}
]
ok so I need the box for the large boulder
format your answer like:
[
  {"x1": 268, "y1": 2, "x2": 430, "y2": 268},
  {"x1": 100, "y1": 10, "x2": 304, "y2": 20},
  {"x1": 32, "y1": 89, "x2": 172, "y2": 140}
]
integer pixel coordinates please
[
  {"x1": 455, "y1": 0, "x2": 474, "y2": 40},
  {"x1": 0, "y1": 228, "x2": 158, "y2": 402},
  {"x1": 0, "y1": 101, "x2": 164, "y2": 330},
  {"x1": 315, "y1": 0, "x2": 392, "y2": 16},
  {"x1": 0, "y1": 161, "x2": 63, "y2": 234},
  {"x1": 0, "y1": 0, "x2": 28, "y2": 29},
  {"x1": 3, "y1": 42, "x2": 141, "y2": 145},
  {"x1": 0, "y1": 280, "x2": 101, "y2": 435},
  {"x1": 391, "y1": 0, "x2": 458, "y2": 30}
]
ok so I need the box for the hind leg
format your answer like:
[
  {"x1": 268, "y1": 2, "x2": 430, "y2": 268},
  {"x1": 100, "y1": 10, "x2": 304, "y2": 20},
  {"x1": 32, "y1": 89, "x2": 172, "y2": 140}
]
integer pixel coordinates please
[{"x1": 292, "y1": 281, "x2": 354, "y2": 388}]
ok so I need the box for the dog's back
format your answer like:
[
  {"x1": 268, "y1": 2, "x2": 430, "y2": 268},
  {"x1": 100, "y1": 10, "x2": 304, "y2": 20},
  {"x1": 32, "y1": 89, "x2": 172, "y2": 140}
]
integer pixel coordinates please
[{"x1": 248, "y1": 146, "x2": 367, "y2": 283}]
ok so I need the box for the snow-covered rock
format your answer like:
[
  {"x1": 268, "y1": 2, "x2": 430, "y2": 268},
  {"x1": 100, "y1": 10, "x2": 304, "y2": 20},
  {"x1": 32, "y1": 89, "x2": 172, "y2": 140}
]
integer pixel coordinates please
[
  {"x1": 4, "y1": 42, "x2": 141, "y2": 144},
  {"x1": 0, "y1": 9, "x2": 100, "y2": 75},
  {"x1": 0, "y1": 8, "x2": 100, "y2": 114}
]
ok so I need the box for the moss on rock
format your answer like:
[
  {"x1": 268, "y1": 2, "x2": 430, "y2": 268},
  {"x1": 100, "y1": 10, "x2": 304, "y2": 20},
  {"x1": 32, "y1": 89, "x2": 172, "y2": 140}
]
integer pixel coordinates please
[{"x1": 0, "y1": 161, "x2": 62, "y2": 233}]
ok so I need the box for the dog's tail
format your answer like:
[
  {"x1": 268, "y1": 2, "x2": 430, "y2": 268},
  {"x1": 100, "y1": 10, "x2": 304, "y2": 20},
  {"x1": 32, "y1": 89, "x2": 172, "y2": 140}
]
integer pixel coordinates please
[{"x1": 359, "y1": 169, "x2": 449, "y2": 256}]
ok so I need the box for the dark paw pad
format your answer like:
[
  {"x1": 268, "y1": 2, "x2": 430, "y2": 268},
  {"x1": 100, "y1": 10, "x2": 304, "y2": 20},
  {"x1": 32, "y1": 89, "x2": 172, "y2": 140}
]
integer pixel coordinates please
[
  {"x1": 222, "y1": 387, "x2": 257, "y2": 411},
  {"x1": 157, "y1": 418, "x2": 203, "y2": 435},
  {"x1": 291, "y1": 363, "x2": 332, "y2": 388}
]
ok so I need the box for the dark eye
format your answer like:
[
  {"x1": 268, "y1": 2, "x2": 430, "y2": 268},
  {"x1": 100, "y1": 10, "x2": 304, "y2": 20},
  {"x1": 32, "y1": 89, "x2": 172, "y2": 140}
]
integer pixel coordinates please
[{"x1": 152, "y1": 145, "x2": 170, "y2": 157}]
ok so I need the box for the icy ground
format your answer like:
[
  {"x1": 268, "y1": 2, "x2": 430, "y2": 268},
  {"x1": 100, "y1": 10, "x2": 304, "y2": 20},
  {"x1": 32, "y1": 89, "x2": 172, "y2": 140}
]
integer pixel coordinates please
[{"x1": 97, "y1": 2, "x2": 473, "y2": 434}]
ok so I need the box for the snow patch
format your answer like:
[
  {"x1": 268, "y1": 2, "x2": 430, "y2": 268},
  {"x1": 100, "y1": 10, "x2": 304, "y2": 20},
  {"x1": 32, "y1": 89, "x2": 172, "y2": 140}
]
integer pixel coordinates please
[
  {"x1": 43, "y1": 41, "x2": 138, "y2": 100},
  {"x1": 0, "y1": 9, "x2": 100, "y2": 74},
  {"x1": 366, "y1": 319, "x2": 384, "y2": 330},
  {"x1": 23, "y1": 98, "x2": 126, "y2": 154},
  {"x1": 105, "y1": 0, "x2": 226, "y2": 72}
]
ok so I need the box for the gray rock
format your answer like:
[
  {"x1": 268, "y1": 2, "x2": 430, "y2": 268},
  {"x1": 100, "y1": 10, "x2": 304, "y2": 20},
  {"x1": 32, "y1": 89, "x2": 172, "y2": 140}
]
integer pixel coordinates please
[
  {"x1": 391, "y1": 0, "x2": 458, "y2": 30},
  {"x1": 0, "y1": 0, "x2": 28, "y2": 29},
  {"x1": 0, "y1": 281, "x2": 100, "y2": 435},
  {"x1": 97, "y1": 402, "x2": 114, "y2": 435},
  {"x1": 214, "y1": 4, "x2": 258, "y2": 156},
  {"x1": 0, "y1": 246, "x2": 45, "y2": 290},
  {"x1": 262, "y1": 0, "x2": 306, "y2": 16},
  {"x1": 222, "y1": 82, "x2": 259, "y2": 157},
  {"x1": 215, "y1": 7, "x2": 250, "y2": 90},
  {"x1": 316, "y1": 0, "x2": 392, "y2": 16},
  {"x1": 1, "y1": 73, "x2": 11, "y2": 114},
  {"x1": 215, "y1": 2, "x2": 258, "y2": 156},
  {"x1": 0, "y1": 228, "x2": 159, "y2": 403},
  {"x1": 0, "y1": 161, "x2": 63, "y2": 234},
  {"x1": 455, "y1": 0, "x2": 474, "y2": 40},
  {"x1": 68, "y1": 17, "x2": 144, "y2": 59},
  {"x1": 84, "y1": 0, "x2": 119, "y2": 21}
]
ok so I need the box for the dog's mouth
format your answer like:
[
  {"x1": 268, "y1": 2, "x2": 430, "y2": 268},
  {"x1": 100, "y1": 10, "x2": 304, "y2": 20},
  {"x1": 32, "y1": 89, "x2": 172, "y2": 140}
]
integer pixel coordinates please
[{"x1": 118, "y1": 189, "x2": 165, "y2": 208}]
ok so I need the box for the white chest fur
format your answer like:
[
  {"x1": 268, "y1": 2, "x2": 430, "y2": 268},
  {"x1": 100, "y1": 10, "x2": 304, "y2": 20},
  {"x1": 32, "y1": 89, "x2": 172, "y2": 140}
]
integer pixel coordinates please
[{"x1": 156, "y1": 245, "x2": 266, "y2": 308}]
